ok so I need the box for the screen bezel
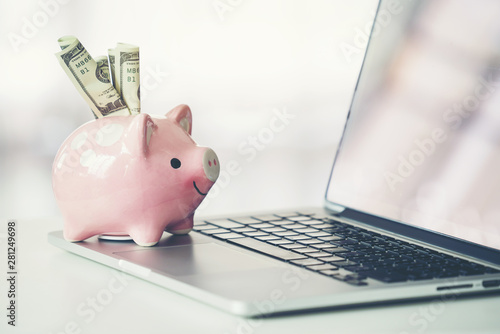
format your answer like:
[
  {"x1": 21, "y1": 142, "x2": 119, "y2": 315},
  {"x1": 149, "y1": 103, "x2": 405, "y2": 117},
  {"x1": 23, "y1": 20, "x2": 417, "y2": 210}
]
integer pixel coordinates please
[{"x1": 324, "y1": 0, "x2": 500, "y2": 265}]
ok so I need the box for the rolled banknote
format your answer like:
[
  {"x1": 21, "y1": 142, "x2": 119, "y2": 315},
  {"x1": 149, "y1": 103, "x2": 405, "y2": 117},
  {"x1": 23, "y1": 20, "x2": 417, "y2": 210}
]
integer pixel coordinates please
[
  {"x1": 107, "y1": 48, "x2": 117, "y2": 89},
  {"x1": 94, "y1": 56, "x2": 111, "y2": 85},
  {"x1": 109, "y1": 43, "x2": 141, "y2": 115},
  {"x1": 58, "y1": 35, "x2": 73, "y2": 50},
  {"x1": 55, "y1": 36, "x2": 130, "y2": 118}
]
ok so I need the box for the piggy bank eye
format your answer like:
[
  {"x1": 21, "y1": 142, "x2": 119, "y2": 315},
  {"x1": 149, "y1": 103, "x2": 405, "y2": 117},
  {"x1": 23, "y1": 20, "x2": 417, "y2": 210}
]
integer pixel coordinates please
[{"x1": 170, "y1": 158, "x2": 181, "y2": 169}]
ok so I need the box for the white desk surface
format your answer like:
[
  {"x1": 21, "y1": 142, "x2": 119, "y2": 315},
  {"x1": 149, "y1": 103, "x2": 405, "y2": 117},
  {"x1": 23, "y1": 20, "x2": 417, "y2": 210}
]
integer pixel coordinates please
[{"x1": 1, "y1": 216, "x2": 499, "y2": 334}]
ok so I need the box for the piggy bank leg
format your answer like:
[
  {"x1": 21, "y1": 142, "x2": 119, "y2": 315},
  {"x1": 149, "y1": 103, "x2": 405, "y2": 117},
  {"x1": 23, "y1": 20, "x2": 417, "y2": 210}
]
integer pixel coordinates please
[
  {"x1": 129, "y1": 226, "x2": 164, "y2": 247},
  {"x1": 165, "y1": 214, "x2": 194, "y2": 235},
  {"x1": 64, "y1": 227, "x2": 96, "y2": 243}
]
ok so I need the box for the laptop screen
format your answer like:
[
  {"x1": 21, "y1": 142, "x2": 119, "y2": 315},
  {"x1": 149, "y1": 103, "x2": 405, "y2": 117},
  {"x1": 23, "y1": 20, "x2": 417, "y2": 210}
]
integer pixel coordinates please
[{"x1": 326, "y1": 0, "x2": 500, "y2": 251}]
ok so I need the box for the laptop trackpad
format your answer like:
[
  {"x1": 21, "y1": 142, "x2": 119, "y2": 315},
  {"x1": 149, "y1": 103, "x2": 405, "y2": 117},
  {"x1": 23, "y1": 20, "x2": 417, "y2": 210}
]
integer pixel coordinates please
[{"x1": 114, "y1": 243, "x2": 275, "y2": 277}]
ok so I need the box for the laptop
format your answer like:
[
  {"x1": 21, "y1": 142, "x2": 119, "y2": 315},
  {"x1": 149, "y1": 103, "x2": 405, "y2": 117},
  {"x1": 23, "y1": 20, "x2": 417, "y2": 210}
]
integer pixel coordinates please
[{"x1": 48, "y1": 0, "x2": 500, "y2": 316}]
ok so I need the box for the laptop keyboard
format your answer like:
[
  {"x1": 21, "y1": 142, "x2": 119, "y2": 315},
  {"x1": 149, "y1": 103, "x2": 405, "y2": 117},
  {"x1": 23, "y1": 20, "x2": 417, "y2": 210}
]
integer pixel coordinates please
[{"x1": 193, "y1": 212, "x2": 499, "y2": 286}]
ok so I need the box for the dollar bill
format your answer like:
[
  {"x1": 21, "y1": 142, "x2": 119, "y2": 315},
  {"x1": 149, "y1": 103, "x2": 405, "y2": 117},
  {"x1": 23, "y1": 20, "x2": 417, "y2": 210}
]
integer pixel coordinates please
[
  {"x1": 112, "y1": 43, "x2": 141, "y2": 115},
  {"x1": 55, "y1": 36, "x2": 130, "y2": 118},
  {"x1": 107, "y1": 48, "x2": 117, "y2": 90},
  {"x1": 94, "y1": 56, "x2": 111, "y2": 84},
  {"x1": 58, "y1": 35, "x2": 73, "y2": 50}
]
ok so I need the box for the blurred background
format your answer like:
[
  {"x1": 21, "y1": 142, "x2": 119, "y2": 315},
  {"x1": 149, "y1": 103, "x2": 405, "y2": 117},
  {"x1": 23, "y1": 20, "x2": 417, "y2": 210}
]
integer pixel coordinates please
[{"x1": 0, "y1": 0, "x2": 376, "y2": 221}]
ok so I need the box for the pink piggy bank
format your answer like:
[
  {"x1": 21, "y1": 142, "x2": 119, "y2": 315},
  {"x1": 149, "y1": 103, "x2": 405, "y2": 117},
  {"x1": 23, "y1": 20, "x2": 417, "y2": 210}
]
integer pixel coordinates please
[{"x1": 52, "y1": 104, "x2": 220, "y2": 246}]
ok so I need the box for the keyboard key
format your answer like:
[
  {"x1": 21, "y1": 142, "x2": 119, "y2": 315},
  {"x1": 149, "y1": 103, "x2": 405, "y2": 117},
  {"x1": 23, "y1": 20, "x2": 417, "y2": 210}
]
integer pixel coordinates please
[
  {"x1": 323, "y1": 247, "x2": 349, "y2": 253},
  {"x1": 311, "y1": 243, "x2": 337, "y2": 249},
  {"x1": 308, "y1": 215, "x2": 331, "y2": 220},
  {"x1": 274, "y1": 231, "x2": 298, "y2": 237},
  {"x1": 232, "y1": 227, "x2": 257, "y2": 233},
  {"x1": 323, "y1": 229, "x2": 347, "y2": 236},
  {"x1": 334, "y1": 270, "x2": 369, "y2": 285},
  {"x1": 341, "y1": 251, "x2": 365, "y2": 259},
  {"x1": 272, "y1": 220, "x2": 303, "y2": 226},
  {"x1": 244, "y1": 231, "x2": 269, "y2": 237},
  {"x1": 313, "y1": 223, "x2": 339, "y2": 229},
  {"x1": 301, "y1": 219, "x2": 332, "y2": 226},
  {"x1": 268, "y1": 239, "x2": 292, "y2": 245},
  {"x1": 228, "y1": 238, "x2": 306, "y2": 261},
  {"x1": 194, "y1": 221, "x2": 208, "y2": 226},
  {"x1": 337, "y1": 268, "x2": 362, "y2": 276},
  {"x1": 407, "y1": 273, "x2": 433, "y2": 281},
  {"x1": 297, "y1": 239, "x2": 323, "y2": 245},
  {"x1": 342, "y1": 265, "x2": 366, "y2": 273},
  {"x1": 275, "y1": 212, "x2": 301, "y2": 218},
  {"x1": 256, "y1": 235, "x2": 280, "y2": 241},
  {"x1": 331, "y1": 239, "x2": 359, "y2": 246},
  {"x1": 356, "y1": 241, "x2": 373, "y2": 249},
  {"x1": 307, "y1": 252, "x2": 334, "y2": 258},
  {"x1": 202, "y1": 228, "x2": 230, "y2": 235},
  {"x1": 282, "y1": 223, "x2": 306, "y2": 229},
  {"x1": 287, "y1": 215, "x2": 315, "y2": 221},
  {"x1": 320, "y1": 269, "x2": 340, "y2": 276},
  {"x1": 261, "y1": 227, "x2": 286, "y2": 233},
  {"x1": 250, "y1": 223, "x2": 275, "y2": 229},
  {"x1": 230, "y1": 217, "x2": 261, "y2": 224},
  {"x1": 319, "y1": 255, "x2": 346, "y2": 262},
  {"x1": 307, "y1": 264, "x2": 338, "y2": 271},
  {"x1": 291, "y1": 258, "x2": 324, "y2": 266},
  {"x1": 317, "y1": 247, "x2": 341, "y2": 253},
  {"x1": 193, "y1": 224, "x2": 218, "y2": 231},
  {"x1": 285, "y1": 235, "x2": 311, "y2": 241},
  {"x1": 328, "y1": 269, "x2": 365, "y2": 283},
  {"x1": 292, "y1": 247, "x2": 322, "y2": 254},
  {"x1": 331, "y1": 260, "x2": 358, "y2": 267},
  {"x1": 308, "y1": 238, "x2": 337, "y2": 248},
  {"x1": 306, "y1": 231, "x2": 330, "y2": 237},
  {"x1": 295, "y1": 228, "x2": 319, "y2": 233},
  {"x1": 280, "y1": 243, "x2": 307, "y2": 250},
  {"x1": 252, "y1": 215, "x2": 284, "y2": 222},
  {"x1": 213, "y1": 233, "x2": 245, "y2": 240},
  {"x1": 206, "y1": 219, "x2": 243, "y2": 229}
]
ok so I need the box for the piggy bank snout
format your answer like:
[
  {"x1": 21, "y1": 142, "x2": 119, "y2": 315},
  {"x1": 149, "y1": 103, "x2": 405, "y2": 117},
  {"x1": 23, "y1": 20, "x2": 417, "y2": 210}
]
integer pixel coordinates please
[{"x1": 202, "y1": 148, "x2": 220, "y2": 182}]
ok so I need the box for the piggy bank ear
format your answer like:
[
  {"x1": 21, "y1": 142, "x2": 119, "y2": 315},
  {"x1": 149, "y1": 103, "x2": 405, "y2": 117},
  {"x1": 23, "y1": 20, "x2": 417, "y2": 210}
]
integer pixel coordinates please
[
  {"x1": 131, "y1": 114, "x2": 156, "y2": 155},
  {"x1": 166, "y1": 104, "x2": 192, "y2": 135}
]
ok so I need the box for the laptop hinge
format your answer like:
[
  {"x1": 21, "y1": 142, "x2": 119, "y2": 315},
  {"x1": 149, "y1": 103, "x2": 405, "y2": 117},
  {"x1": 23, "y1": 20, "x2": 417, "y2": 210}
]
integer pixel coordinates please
[{"x1": 324, "y1": 201, "x2": 346, "y2": 215}]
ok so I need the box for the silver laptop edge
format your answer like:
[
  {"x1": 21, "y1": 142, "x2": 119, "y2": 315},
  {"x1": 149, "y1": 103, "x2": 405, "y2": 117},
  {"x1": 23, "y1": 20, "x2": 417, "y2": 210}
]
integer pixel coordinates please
[{"x1": 48, "y1": 210, "x2": 500, "y2": 317}]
